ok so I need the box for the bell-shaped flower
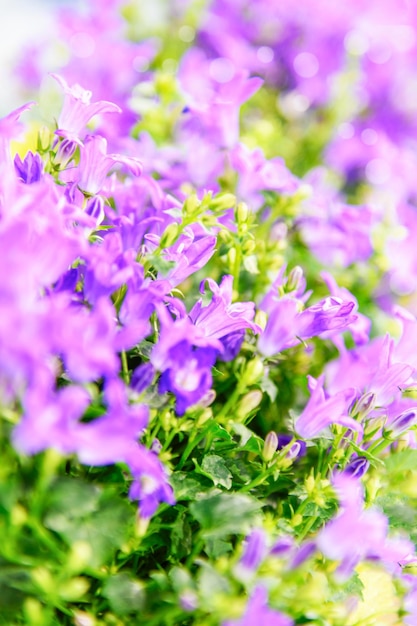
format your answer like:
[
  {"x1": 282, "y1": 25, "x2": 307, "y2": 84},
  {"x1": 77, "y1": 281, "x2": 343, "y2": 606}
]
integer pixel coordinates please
[
  {"x1": 189, "y1": 275, "x2": 261, "y2": 340},
  {"x1": 77, "y1": 135, "x2": 142, "y2": 194},
  {"x1": 295, "y1": 375, "x2": 359, "y2": 439},
  {"x1": 51, "y1": 73, "x2": 121, "y2": 143}
]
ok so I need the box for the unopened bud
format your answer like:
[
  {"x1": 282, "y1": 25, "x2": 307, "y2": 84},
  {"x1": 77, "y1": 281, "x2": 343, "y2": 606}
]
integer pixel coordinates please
[
  {"x1": 236, "y1": 390, "x2": 263, "y2": 420},
  {"x1": 364, "y1": 414, "x2": 386, "y2": 439},
  {"x1": 286, "y1": 266, "x2": 304, "y2": 292},
  {"x1": 254, "y1": 309, "x2": 268, "y2": 331},
  {"x1": 160, "y1": 222, "x2": 179, "y2": 248},
  {"x1": 211, "y1": 192, "x2": 236, "y2": 212},
  {"x1": 38, "y1": 126, "x2": 53, "y2": 152},
  {"x1": 66, "y1": 541, "x2": 92, "y2": 574},
  {"x1": 183, "y1": 194, "x2": 200, "y2": 216},
  {"x1": 384, "y1": 408, "x2": 417, "y2": 439},
  {"x1": 343, "y1": 456, "x2": 369, "y2": 479},
  {"x1": 242, "y1": 238, "x2": 256, "y2": 254},
  {"x1": 54, "y1": 138, "x2": 77, "y2": 168},
  {"x1": 227, "y1": 247, "x2": 237, "y2": 266},
  {"x1": 243, "y1": 357, "x2": 264, "y2": 385},
  {"x1": 237, "y1": 202, "x2": 249, "y2": 223},
  {"x1": 262, "y1": 431, "x2": 278, "y2": 462},
  {"x1": 351, "y1": 392, "x2": 376, "y2": 420}
]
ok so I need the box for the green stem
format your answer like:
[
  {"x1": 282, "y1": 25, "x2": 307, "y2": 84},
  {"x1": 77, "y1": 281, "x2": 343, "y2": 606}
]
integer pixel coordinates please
[
  {"x1": 177, "y1": 422, "x2": 212, "y2": 470},
  {"x1": 121, "y1": 351, "x2": 130, "y2": 384}
]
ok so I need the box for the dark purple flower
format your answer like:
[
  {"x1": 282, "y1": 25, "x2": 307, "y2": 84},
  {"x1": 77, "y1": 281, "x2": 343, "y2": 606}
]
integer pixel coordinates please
[
  {"x1": 159, "y1": 341, "x2": 218, "y2": 415},
  {"x1": 343, "y1": 456, "x2": 370, "y2": 479},
  {"x1": 384, "y1": 408, "x2": 417, "y2": 439},
  {"x1": 131, "y1": 363, "x2": 155, "y2": 394},
  {"x1": 14, "y1": 151, "x2": 43, "y2": 184}
]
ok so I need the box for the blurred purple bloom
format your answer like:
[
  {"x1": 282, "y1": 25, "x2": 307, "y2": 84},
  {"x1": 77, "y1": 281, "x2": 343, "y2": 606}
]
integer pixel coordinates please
[
  {"x1": 317, "y1": 473, "x2": 414, "y2": 580},
  {"x1": 0, "y1": 102, "x2": 34, "y2": 164},
  {"x1": 223, "y1": 586, "x2": 293, "y2": 626},
  {"x1": 295, "y1": 375, "x2": 359, "y2": 439},
  {"x1": 130, "y1": 363, "x2": 155, "y2": 394},
  {"x1": 239, "y1": 528, "x2": 268, "y2": 572}
]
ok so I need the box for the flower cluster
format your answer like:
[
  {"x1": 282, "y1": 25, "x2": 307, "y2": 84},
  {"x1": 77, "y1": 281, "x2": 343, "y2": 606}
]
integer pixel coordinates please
[{"x1": 2, "y1": 0, "x2": 417, "y2": 624}]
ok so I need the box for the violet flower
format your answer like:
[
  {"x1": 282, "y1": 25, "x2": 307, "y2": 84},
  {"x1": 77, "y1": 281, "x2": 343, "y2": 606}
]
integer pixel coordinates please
[
  {"x1": 295, "y1": 375, "x2": 359, "y2": 439},
  {"x1": 158, "y1": 340, "x2": 218, "y2": 416},
  {"x1": 14, "y1": 151, "x2": 43, "y2": 184},
  {"x1": 0, "y1": 102, "x2": 34, "y2": 164},
  {"x1": 317, "y1": 473, "x2": 414, "y2": 580},
  {"x1": 77, "y1": 135, "x2": 142, "y2": 195},
  {"x1": 189, "y1": 275, "x2": 261, "y2": 341},
  {"x1": 51, "y1": 73, "x2": 121, "y2": 143}
]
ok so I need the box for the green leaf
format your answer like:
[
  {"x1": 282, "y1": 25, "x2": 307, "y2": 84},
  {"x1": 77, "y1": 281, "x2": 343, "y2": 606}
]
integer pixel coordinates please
[
  {"x1": 199, "y1": 455, "x2": 233, "y2": 489},
  {"x1": 44, "y1": 479, "x2": 133, "y2": 568},
  {"x1": 170, "y1": 471, "x2": 211, "y2": 501},
  {"x1": 204, "y1": 538, "x2": 233, "y2": 559},
  {"x1": 102, "y1": 573, "x2": 145, "y2": 616},
  {"x1": 190, "y1": 492, "x2": 261, "y2": 538},
  {"x1": 384, "y1": 450, "x2": 417, "y2": 473}
]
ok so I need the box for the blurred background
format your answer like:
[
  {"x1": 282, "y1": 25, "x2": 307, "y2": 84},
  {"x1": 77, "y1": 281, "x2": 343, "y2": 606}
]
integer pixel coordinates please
[{"x1": 0, "y1": 0, "x2": 75, "y2": 113}]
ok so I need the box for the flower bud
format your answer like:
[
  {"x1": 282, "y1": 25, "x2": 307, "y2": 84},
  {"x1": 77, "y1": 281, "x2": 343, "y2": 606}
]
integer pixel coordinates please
[
  {"x1": 54, "y1": 138, "x2": 77, "y2": 168},
  {"x1": 183, "y1": 193, "x2": 200, "y2": 216},
  {"x1": 384, "y1": 408, "x2": 417, "y2": 439},
  {"x1": 210, "y1": 192, "x2": 236, "y2": 212},
  {"x1": 343, "y1": 456, "x2": 369, "y2": 479},
  {"x1": 160, "y1": 222, "x2": 179, "y2": 248},
  {"x1": 254, "y1": 309, "x2": 268, "y2": 331},
  {"x1": 236, "y1": 390, "x2": 263, "y2": 420},
  {"x1": 262, "y1": 431, "x2": 278, "y2": 462},
  {"x1": 286, "y1": 265, "x2": 303, "y2": 292},
  {"x1": 351, "y1": 392, "x2": 376, "y2": 420},
  {"x1": 243, "y1": 357, "x2": 264, "y2": 385},
  {"x1": 237, "y1": 201, "x2": 249, "y2": 224}
]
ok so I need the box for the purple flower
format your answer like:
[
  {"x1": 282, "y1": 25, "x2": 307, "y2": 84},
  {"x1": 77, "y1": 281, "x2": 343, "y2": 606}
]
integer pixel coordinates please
[
  {"x1": 317, "y1": 474, "x2": 414, "y2": 580},
  {"x1": 0, "y1": 102, "x2": 34, "y2": 164},
  {"x1": 222, "y1": 586, "x2": 293, "y2": 626},
  {"x1": 238, "y1": 528, "x2": 268, "y2": 572},
  {"x1": 384, "y1": 408, "x2": 417, "y2": 439},
  {"x1": 51, "y1": 73, "x2": 121, "y2": 143},
  {"x1": 189, "y1": 275, "x2": 261, "y2": 340},
  {"x1": 77, "y1": 135, "x2": 142, "y2": 194},
  {"x1": 158, "y1": 227, "x2": 217, "y2": 288},
  {"x1": 343, "y1": 456, "x2": 370, "y2": 479},
  {"x1": 159, "y1": 341, "x2": 218, "y2": 415},
  {"x1": 130, "y1": 363, "x2": 155, "y2": 395},
  {"x1": 14, "y1": 151, "x2": 43, "y2": 184},
  {"x1": 295, "y1": 375, "x2": 359, "y2": 439},
  {"x1": 127, "y1": 445, "x2": 176, "y2": 518}
]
